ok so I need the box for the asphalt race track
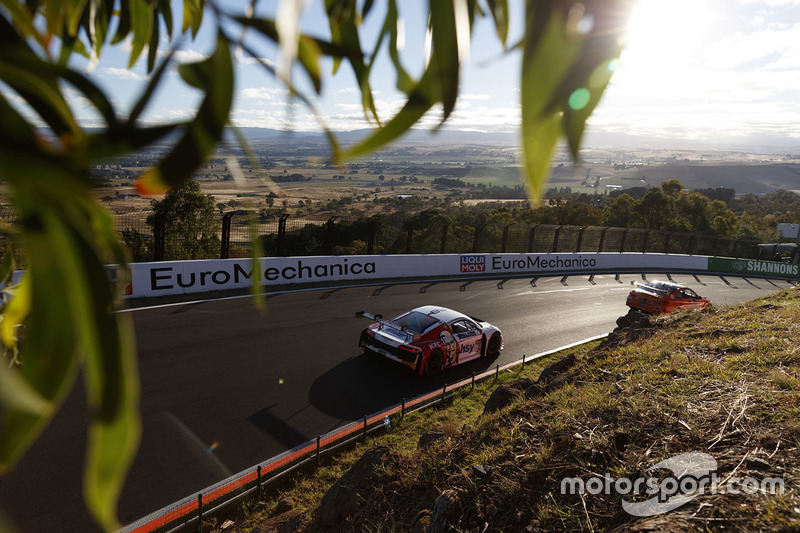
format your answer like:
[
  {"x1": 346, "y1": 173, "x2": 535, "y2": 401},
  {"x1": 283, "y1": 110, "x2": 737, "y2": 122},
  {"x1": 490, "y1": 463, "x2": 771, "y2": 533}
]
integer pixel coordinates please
[{"x1": 0, "y1": 274, "x2": 792, "y2": 532}]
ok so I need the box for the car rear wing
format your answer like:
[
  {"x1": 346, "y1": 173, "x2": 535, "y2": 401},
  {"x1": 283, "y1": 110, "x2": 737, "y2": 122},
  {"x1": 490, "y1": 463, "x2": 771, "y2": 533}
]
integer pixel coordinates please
[{"x1": 355, "y1": 311, "x2": 415, "y2": 340}]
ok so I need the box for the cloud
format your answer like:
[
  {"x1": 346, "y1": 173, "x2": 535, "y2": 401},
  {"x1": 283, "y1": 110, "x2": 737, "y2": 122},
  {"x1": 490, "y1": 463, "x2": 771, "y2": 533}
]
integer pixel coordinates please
[
  {"x1": 101, "y1": 67, "x2": 147, "y2": 81},
  {"x1": 735, "y1": 0, "x2": 800, "y2": 6},
  {"x1": 240, "y1": 87, "x2": 288, "y2": 100}
]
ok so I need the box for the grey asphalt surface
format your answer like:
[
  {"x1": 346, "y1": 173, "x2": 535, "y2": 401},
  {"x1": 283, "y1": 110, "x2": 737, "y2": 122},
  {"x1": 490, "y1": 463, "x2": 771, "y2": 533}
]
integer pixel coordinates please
[{"x1": 0, "y1": 274, "x2": 791, "y2": 532}]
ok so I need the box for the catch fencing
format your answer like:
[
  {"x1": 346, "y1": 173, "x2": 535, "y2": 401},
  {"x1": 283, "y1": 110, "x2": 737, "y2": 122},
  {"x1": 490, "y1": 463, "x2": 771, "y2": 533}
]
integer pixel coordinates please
[
  {"x1": 0, "y1": 208, "x2": 766, "y2": 265},
  {"x1": 120, "y1": 335, "x2": 606, "y2": 533}
]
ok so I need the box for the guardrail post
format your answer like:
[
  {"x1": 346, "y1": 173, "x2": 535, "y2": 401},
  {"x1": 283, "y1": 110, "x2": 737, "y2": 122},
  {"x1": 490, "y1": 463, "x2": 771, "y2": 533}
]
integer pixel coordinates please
[
  {"x1": 153, "y1": 212, "x2": 166, "y2": 261},
  {"x1": 367, "y1": 218, "x2": 378, "y2": 255},
  {"x1": 405, "y1": 222, "x2": 415, "y2": 254},
  {"x1": 552, "y1": 226, "x2": 562, "y2": 253},
  {"x1": 276, "y1": 214, "x2": 289, "y2": 257},
  {"x1": 575, "y1": 226, "x2": 585, "y2": 252},
  {"x1": 501, "y1": 225, "x2": 509, "y2": 253},
  {"x1": 620, "y1": 228, "x2": 629, "y2": 253},
  {"x1": 440, "y1": 223, "x2": 449, "y2": 254},
  {"x1": 325, "y1": 216, "x2": 337, "y2": 255},
  {"x1": 196, "y1": 494, "x2": 203, "y2": 533},
  {"x1": 598, "y1": 227, "x2": 608, "y2": 252},
  {"x1": 528, "y1": 225, "x2": 538, "y2": 253},
  {"x1": 220, "y1": 211, "x2": 234, "y2": 259}
]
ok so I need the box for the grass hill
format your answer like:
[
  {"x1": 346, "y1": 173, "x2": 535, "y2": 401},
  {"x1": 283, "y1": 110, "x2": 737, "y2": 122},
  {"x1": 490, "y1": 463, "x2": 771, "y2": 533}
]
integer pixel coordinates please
[{"x1": 222, "y1": 289, "x2": 800, "y2": 532}]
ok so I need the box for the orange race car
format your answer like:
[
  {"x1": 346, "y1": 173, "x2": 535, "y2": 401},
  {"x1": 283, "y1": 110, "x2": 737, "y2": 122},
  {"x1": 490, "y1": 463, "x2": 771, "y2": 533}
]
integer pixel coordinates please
[{"x1": 626, "y1": 280, "x2": 712, "y2": 315}]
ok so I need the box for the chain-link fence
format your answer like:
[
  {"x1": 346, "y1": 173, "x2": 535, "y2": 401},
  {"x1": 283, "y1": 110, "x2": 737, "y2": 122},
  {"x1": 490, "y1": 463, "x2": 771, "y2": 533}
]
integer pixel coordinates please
[{"x1": 0, "y1": 209, "x2": 766, "y2": 264}]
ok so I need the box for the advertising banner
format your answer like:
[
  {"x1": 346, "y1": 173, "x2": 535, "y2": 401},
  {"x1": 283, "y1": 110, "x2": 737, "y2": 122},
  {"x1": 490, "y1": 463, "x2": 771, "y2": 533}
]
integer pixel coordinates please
[
  {"x1": 127, "y1": 252, "x2": 711, "y2": 299},
  {"x1": 707, "y1": 257, "x2": 800, "y2": 280}
]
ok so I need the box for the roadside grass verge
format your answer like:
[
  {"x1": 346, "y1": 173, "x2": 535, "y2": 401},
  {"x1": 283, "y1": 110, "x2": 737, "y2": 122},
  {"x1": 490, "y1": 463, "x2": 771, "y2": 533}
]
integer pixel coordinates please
[{"x1": 225, "y1": 288, "x2": 800, "y2": 533}]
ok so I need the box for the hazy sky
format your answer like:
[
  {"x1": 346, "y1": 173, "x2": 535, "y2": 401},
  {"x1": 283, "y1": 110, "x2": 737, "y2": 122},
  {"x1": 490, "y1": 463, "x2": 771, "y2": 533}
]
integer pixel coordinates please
[{"x1": 47, "y1": 0, "x2": 800, "y2": 148}]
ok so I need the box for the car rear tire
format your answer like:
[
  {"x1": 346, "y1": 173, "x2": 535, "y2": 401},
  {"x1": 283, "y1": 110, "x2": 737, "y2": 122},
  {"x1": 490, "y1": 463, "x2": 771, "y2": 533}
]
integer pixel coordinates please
[
  {"x1": 486, "y1": 333, "x2": 502, "y2": 357},
  {"x1": 424, "y1": 350, "x2": 443, "y2": 376}
]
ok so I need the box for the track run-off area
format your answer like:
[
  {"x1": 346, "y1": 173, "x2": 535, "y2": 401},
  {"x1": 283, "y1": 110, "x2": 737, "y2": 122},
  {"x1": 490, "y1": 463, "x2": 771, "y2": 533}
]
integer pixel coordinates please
[{"x1": 0, "y1": 274, "x2": 793, "y2": 532}]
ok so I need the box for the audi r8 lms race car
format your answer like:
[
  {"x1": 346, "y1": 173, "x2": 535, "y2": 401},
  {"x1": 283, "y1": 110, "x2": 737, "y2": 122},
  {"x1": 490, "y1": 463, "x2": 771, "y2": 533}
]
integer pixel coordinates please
[
  {"x1": 358, "y1": 305, "x2": 503, "y2": 376},
  {"x1": 626, "y1": 280, "x2": 712, "y2": 315}
]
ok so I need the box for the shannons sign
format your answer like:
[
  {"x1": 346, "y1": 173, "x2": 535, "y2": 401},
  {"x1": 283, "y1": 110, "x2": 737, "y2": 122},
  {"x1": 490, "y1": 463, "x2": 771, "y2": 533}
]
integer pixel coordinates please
[{"x1": 708, "y1": 257, "x2": 800, "y2": 279}]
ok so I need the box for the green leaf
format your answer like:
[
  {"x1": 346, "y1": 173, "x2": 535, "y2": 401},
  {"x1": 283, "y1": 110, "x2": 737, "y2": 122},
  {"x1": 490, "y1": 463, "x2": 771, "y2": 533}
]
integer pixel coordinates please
[
  {"x1": 0, "y1": 358, "x2": 52, "y2": 417},
  {"x1": 485, "y1": 0, "x2": 509, "y2": 45},
  {"x1": 147, "y1": 11, "x2": 160, "y2": 73},
  {"x1": 519, "y1": 3, "x2": 580, "y2": 201},
  {"x1": 111, "y1": 0, "x2": 132, "y2": 44},
  {"x1": 127, "y1": 0, "x2": 152, "y2": 68},
  {"x1": 182, "y1": 0, "x2": 205, "y2": 37},
  {"x1": 138, "y1": 33, "x2": 233, "y2": 193},
  {"x1": 325, "y1": 0, "x2": 379, "y2": 123},
  {"x1": 429, "y1": 0, "x2": 462, "y2": 121},
  {"x1": 343, "y1": 68, "x2": 436, "y2": 160}
]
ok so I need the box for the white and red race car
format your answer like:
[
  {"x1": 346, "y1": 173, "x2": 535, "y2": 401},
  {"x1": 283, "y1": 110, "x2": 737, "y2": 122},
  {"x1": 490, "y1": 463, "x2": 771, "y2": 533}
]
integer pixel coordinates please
[{"x1": 358, "y1": 305, "x2": 503, "y2": 376}]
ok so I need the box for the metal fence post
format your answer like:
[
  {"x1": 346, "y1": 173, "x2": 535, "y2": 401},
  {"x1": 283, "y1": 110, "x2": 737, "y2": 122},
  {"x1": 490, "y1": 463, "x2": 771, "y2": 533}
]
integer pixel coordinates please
[
  {"x1": 664, "y1": 232, "x2": 671, "y2": 254},
  {"x1": 276, "y1": 214, "x2": 289, "y2": 257},
  {"x1": 220, "y1": 211, "x2": 234, "y2": 259},
  {"x1": 440, "y1": 223, "x2": 449, "y2": 254},
  {"x1": 196, "y1": 494, "x2": 203, "y2": 533},
  {"x1": 501, "y1": 225, "x2": 509, "y2": 253},
  {"x1": 153, "y1": 212, "x2": 166, "y2": 261},
  {"x1": 362, "y1": 416, "x2": 367, "y2": 440},
  {"x1": 620, "y1": 228, "x2": 629, "y2": 253},
  {"x1": 316, "y1": 436, "x2": 321, "y2": 466},
  {"x1": 642, "y1": 230, "x2": 650, "y2": 253},
  {"x1": 551, "y1": 226, "x2": 562, "y2": 253},
  {"x1": 325, "y1": 216, "x2": 337, "y2": 255},
  {"x1": 472, "y1": 225, "x2": 483, "y2": 253},
  {"x1": 257, "y1": 465, "x2": 262, "y2": 494},
  {"x1": 401, "y1": 398, "x2": 405, "y2": 419},
  {"x1": 575, "y1": 226, "x2": 585, "y2": 252},
  {"x1": 405, "y1": 222, "x2": 415, "y2": 254},
  {"x1": 528, "y1": 225, "x2": 538, "y2": 253},
  {"x1": 367, "y1": 218, "x2": 378, "y2": 255},
  {"x1": 688, "y1": 233, "x2": 697, "y2": 255},
  {"x1": 598, "y1": 227, "x2": 608, "y2": 252}
]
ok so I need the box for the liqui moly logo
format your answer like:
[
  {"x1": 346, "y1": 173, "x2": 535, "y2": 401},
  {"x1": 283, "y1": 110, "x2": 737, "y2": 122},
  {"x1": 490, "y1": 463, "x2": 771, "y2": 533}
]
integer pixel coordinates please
[{"x1": 460, "y1": 255, "x2": 485, "y2": 273}]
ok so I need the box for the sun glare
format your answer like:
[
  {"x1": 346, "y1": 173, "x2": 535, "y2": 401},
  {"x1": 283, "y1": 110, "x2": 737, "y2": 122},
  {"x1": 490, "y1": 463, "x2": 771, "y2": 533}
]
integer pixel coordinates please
[{"x1": 623, "y1": 0, "x2": 714, "y2": 68}]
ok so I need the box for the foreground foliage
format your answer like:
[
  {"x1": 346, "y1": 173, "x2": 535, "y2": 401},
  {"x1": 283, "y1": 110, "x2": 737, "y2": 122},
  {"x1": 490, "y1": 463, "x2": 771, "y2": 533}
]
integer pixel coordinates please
[{"x1": 0, "y1": 0, "x2": 634, "y2": 528}]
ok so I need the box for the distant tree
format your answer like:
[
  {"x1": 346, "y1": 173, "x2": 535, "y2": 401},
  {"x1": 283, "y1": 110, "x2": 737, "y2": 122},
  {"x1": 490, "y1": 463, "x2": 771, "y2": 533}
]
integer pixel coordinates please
[
  {"x1": 661, "y1": 179, "x2": 684, "y2": 197},
  {"x1": 148, "y1": 180, "x2": 220, "y2": 260}
]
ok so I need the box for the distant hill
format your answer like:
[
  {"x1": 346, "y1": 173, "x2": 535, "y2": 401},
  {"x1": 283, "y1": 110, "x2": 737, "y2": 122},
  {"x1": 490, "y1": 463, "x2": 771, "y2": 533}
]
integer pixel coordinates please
[{"x1": 618, "y1": 163, "x2": 800, "y2": 195}]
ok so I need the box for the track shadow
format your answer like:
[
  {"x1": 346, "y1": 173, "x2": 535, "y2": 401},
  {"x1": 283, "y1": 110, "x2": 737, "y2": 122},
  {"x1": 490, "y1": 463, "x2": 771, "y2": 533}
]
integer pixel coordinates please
[
  {"x1": 247, "y1": 405, "x2": 313, "y2": 450},
  {"x1": 308, "y1": 351, "x2": 500, "y2": 420}
]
